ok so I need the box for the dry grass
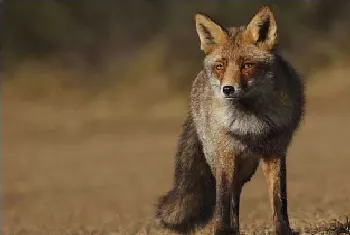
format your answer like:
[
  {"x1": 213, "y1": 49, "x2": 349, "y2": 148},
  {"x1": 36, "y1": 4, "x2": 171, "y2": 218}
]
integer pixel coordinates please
[{"x1": 2, "y1": 63, "x2": 350, "y2": 235}]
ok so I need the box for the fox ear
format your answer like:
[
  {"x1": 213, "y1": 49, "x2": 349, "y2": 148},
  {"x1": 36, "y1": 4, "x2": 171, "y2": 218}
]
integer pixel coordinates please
[
  {"x1": 244, "y1": 6, "x2": 277, "y2": 50},
  {"x1": 195, "y1": 13, "x2": 227, "y2": 54}
]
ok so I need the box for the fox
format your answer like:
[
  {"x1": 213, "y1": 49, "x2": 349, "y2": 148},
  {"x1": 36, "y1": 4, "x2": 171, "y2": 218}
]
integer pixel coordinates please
[{"x1": 155, "y1": 6, "x2": 305, "y2": 235}]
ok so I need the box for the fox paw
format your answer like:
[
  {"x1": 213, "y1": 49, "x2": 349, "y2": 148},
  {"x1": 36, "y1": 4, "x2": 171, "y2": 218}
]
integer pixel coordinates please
[{"x1": 273, "y1": 223, "x2": 293, "y2": 235}]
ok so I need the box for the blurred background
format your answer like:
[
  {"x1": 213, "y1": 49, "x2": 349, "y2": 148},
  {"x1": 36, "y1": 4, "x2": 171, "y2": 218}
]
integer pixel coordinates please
[{"x1": 2, "y1": 1, "x2": 350, "y2": 234}]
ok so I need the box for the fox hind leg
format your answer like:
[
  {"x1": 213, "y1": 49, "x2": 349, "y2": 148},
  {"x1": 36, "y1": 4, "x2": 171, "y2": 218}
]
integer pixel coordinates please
[{"x1": 155, "y1": 115, "x2": 215, "y2": 233}]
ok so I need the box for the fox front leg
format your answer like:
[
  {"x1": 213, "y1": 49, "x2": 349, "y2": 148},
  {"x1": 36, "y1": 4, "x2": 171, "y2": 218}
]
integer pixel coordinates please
[
  {"x1": 261, "y1": 155, "x2": 293, "y2": 235},
  {"x1": 213, "y1": 151, "x2": 241, "y2": 235}
]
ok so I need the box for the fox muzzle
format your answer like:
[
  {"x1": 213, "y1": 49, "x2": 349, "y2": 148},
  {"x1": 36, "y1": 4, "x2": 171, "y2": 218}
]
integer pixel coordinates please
[{"x1": 221, "y1": 85, "x2": 244, "y2": 99}]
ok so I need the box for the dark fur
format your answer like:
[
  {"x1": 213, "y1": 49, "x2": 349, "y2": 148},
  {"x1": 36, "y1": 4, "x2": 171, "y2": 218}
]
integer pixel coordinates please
[{"x1": 155, "y1": 115, "x2": 216, "y2": 233}]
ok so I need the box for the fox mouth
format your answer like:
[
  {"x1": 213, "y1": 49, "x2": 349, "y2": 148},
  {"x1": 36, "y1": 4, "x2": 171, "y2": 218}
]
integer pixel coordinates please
[
  {"x1": 224, "y1": 96, "x2": 240, "y2": 100},
  {"x1": 223, "y1": 92, "x2": 244, "y2": 100}
]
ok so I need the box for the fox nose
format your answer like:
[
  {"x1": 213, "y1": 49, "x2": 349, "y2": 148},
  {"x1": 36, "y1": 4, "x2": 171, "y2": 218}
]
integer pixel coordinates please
[{"x1": 222, "y1": 86, "x2": 235, "y2": 95}]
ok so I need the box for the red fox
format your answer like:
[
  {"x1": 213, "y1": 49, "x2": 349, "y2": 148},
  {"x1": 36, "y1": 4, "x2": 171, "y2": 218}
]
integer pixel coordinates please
[{"x1": 155, "y1": 6, "x2": 305, "y2": 235}]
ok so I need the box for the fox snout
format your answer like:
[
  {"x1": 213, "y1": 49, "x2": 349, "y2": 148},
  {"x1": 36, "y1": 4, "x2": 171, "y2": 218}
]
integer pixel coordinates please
[{"x1": 221, "y1": 85, "x2": 244, "y2": 99}]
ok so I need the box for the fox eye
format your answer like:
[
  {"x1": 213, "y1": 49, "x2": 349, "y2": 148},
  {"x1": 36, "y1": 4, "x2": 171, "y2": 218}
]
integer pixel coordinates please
[
  {"x1": 242, "y1": 62, "x2": 254, "y2": 69},
  {"x1": 214, "y1": 62, "x2": 224, "y2": 71}
]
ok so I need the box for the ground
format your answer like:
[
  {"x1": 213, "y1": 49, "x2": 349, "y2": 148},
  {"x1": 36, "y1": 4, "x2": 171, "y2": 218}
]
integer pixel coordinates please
[{"x1": 2, "y1": 66, "x2": 350, "y2": 235}]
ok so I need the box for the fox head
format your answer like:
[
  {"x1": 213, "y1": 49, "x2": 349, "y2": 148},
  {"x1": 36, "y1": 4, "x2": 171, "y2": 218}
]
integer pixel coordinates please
[{"x1": 195, "y1": 7, "x2": 278, "y2": 101}]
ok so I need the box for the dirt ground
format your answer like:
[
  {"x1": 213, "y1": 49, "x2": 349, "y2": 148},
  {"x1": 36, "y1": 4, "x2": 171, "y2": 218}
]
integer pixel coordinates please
[{"x1": 2, "y1": 66, "x2": 350, "y2": 235}]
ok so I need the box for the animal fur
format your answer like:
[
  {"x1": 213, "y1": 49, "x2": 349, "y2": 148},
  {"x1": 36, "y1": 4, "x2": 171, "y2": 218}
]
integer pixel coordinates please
[{"x1": 155, "y1": 6, "x2": 305, "y2": 235}]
